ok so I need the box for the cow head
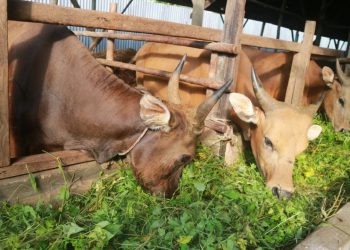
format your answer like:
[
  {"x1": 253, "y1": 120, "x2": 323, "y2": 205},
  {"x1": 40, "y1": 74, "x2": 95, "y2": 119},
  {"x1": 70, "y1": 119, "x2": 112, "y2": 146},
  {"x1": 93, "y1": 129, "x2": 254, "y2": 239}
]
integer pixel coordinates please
[
  {"x1": 128, "y1": 55, "x2": 232, "y2": 197},
  {"x1": 229, "y1": 68, "x2": 322, "y2": 198},
  {"x1": 322, "y1": 59, "x2": 350, "y2": 132}
]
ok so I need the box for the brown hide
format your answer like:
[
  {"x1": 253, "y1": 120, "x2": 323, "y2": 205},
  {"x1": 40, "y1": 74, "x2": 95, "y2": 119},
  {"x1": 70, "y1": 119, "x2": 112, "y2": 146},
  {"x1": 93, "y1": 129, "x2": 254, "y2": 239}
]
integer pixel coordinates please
[
  {"x1": 136, "y1": 44, "x2": 326, "y2": 107},
  {"x1": 93, "y1": 48, "x2": 136, "y2": 86},
  {"x1": 135, "y1": 43, "x2": 326, "y2": 197},
  {"x1": 9, "y1": 22, "x2": 231, "y2": 197}
]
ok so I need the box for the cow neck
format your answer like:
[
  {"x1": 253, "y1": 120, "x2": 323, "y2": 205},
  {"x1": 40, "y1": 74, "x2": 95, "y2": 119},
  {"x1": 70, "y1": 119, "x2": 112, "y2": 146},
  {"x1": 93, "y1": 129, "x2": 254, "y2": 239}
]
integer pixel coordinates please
[{"x1": 62, "y1": 31, "x2": 148, "y2": 154}]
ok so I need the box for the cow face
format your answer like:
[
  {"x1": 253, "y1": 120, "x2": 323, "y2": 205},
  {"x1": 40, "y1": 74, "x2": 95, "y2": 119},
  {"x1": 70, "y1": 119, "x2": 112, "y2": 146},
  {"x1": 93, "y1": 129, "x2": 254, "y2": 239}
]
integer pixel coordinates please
[
  {"x1": 229, "y1": 68, "x2": 322, "y2": 198},
  {"x1": 129, "y1": 101, "x2": 196, "y2": 197},
  {"x1": 128, "y1": 55, "x2": 232, "y2": 197},
  {"x1": 323, "y1": 60, "x2": 350, "y2": 132}
]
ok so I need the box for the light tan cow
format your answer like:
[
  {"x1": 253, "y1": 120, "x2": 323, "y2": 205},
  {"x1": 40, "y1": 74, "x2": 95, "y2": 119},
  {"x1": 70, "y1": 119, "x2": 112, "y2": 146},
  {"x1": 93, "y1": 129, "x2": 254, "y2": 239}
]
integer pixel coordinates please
[{"x1": 135, "y1": 43, "x2": 328, "y2": 198}]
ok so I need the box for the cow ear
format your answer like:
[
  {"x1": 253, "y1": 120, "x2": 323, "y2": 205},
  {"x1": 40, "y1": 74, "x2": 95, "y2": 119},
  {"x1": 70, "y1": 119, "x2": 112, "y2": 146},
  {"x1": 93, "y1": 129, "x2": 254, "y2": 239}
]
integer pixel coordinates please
[
  {"x1": 307, "y1": 124, "x2": 322, "y2": 141},
  {"x1": 322, "y1": 66, "x2": 334, "y2": 87},
  {"x1": 140, "y1": 94, "x2": 171, "y2": 132},
  {"x1": 229, "y1": 93, "x2": 258, "y2": 124}
]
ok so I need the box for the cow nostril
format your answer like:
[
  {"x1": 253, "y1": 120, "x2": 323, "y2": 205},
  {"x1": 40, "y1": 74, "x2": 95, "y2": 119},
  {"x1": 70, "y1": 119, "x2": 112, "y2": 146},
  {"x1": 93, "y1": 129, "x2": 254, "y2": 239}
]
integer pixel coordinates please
[
  {"x1": 271, "y1": 186, "x2": 280, "y2": 199},
  {"x1": 271, "y1": 187, "x2": 292, "y2": 199}
]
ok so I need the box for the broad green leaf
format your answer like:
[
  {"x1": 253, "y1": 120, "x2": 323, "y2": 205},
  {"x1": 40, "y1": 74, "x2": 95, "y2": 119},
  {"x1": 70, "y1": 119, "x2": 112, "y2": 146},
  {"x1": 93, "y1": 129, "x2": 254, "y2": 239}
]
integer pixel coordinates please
[{"x1": 177, "y1": 235, "x2": 193, "y2": 245}]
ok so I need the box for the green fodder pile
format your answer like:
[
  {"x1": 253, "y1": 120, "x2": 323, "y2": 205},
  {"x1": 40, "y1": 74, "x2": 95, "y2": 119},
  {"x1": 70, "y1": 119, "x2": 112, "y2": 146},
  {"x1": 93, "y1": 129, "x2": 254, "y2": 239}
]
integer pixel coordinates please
[{"x1": 0, "y1": 116, "x2": 349, "y2": 249}]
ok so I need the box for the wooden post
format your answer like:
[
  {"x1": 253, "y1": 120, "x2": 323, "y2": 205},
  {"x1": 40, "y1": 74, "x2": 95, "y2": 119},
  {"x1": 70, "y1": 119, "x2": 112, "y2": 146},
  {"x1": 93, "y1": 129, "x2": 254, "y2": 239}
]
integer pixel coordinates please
[
  {"x1": 191, "y1": 0, "x2": 205, "y2": 26},
  {"x1": 345, "y1": 29, "x2": 350, "y2": 75},
  {"x1": 260, "y1": 22, "x2": 266, "y2": 36},
  {"x1": 285, "y1": 21, "x2": 316, "y2": 105},
  {"x1": 106, "y1": 3, "x2": 117, "y2": 72},
  {"x1": 0, "y1": 0, "x2": 10, "y2": 167},
  {"x1": 207, "y1": 0, "x2": 245, "y2": 158}
]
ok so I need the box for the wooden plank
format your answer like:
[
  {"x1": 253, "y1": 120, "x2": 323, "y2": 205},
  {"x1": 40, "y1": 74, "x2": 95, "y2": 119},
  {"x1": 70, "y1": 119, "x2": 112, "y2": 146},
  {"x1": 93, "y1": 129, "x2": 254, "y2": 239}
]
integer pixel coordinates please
[
  {"x1": 8, "y1": 1, "x2": 341, "y2": 57},
  {"x1": 285, "y1": 21, "x2": 316, "y2": 105},
  {"x1": 295, "y1": 203, "x2": 350, "y2": 250},
  {"x1": 97, "y1": 58, "x2": 223, "y2": 89},
  {"x1": 241, "y1": 33, "x2": 300, "y2": 52},
  {"x1": 0, "y1": 150, "x2": 94, "y2": 180},
  {"x1": 75, "y1": 31, "x2": 239, "y2": 54},
  {"x1": 0, "y1": 160, "x2": 118, "y2": 204},
  {"x1": 345, "y1": 29, "x2": 350, "y2": 75},
  {"x1": 106, "y1": 3, "x2": 117, "y2": 72},
  {"x1": 191, "y1": 0, "x2": 205, "y2": 26},
  {"x1": 311, "y1": 45, "x2": 343, "y2": 57},
  {"x1": 8, "y1": 1, "x2": 220, "y2": 41},
  {"x1": 0, "y1": 0, "x2": 9, "y2": 167}
]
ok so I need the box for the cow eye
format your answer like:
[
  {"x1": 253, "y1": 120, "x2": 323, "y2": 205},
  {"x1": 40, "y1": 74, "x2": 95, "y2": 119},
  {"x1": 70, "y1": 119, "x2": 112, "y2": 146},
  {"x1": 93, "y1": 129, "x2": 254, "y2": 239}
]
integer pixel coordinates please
[
  {"x1": 264, "y1": 136, "x2": 273, "y2": 149},
  {"x1": 338, "y1": 97, "x2": 345, "y2": 107}
]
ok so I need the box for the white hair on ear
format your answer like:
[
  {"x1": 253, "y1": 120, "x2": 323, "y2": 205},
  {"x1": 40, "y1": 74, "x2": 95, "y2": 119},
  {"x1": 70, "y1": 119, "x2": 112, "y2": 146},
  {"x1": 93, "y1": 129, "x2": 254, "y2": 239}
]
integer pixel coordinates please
[
  {"x1": 140, "y1": 94, "x2": 171, "y2": 132},
  {"x1": 307, "y1": 124, "x2": 322, "y2": 141},
  {"x1": 229, "y1": 93, "x2": 258, "y2": 124}
]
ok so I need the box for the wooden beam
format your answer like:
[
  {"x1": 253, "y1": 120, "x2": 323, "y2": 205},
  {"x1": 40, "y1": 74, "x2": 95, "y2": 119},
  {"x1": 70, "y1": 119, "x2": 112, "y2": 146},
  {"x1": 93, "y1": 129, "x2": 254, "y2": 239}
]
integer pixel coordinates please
[
  {"x1": 241, "y1": 33, "x2": 300, "y2": 52},
  {"x1": 0, "y1": 150, "x2": 93, "y2": 180},
  {"x1": 0, "y1": 0, "x2": 9, "y2": 167},
  {"x1": 75, "y1": 31, "x2": 239, "y2": 54},
  {"x1": 345, "y1": 29, "x2": 350, "y2": 75},
  {"x1": 8, "y1": 1, "x2": 220, "y2": 41},
  {"x1": 97, "y1": 58, "x2": 223, "y2": 90},
  {"x1": 285, "y1": 21, "x2": 316, "y2": 105},
  {"x1": 0, "y1": 160, "x2": 117, "y2": 204},
  {"x1": 191, "y1": 0, "x2": 205, "y2": 26},
  {"x1": 208, "y1": 0, "x2": 245, "y2": 157},
  {"x1": 8, "y1": 1, "x2": 341, "y2": 57}
]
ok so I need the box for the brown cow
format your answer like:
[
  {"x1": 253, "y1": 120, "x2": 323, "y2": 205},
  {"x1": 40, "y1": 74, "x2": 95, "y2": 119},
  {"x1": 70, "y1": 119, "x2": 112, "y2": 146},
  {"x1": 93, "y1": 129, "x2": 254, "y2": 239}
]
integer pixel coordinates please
[
  {"x1": 8, "y1": 22, "x2": 231, "y2": 197},
  {"x1": 135, "y1": 43, "x2": 326, "y2": 198}
]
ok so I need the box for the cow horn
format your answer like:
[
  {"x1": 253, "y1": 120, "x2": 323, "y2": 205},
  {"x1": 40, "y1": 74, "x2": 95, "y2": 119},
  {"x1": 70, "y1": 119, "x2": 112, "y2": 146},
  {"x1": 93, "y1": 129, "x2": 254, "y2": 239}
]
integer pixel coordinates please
[
  {"x1": 168, "y1": 54, "x2": 186, "y2": 105},
  {"x1": 251, "y1": 67, "x2": 281, "y2": 112},
  {"x1": 304, "y1": 92, "x2": 325, "y2": 116},
  {"x1": 193, "y1": 79, "x2": 233, "y2": 135},
  {"x1": 336, "y1": 59, "x2": 350, "y2": 86}
]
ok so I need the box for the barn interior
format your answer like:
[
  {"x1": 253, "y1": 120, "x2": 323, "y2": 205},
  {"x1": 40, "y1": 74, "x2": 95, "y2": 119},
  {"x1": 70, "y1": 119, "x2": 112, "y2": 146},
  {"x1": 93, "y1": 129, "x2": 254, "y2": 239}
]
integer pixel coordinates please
[{"x1": 158, "y1": 0, "x2": 350, "y2": 51}]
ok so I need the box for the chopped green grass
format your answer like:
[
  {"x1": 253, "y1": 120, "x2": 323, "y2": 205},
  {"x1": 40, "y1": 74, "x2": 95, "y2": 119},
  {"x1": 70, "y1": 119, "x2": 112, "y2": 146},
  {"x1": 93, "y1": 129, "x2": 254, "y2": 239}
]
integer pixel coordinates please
[{"x1": 0, "y1": 116, "x2": 349, "y2": 249}]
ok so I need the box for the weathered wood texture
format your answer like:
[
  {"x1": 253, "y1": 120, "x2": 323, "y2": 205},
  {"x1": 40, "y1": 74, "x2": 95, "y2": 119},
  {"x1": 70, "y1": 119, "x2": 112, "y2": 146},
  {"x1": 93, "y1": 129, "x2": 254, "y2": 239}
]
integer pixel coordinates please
[
  {"x1": 0, "y1": 151, "x2": 94, "y2": 180},
  {"x1": 9, "y1": 1, "x2": 219, "y2": 41},
  {"x1": 0, "y1": 0, "x2": 9, "y2": 167},
  {"x1": 8, "y1": 1, "x2": 342, "y2": 57},
  {"x1": 0, "y1": 160, "x2": 119, "y2": 204},
  {"x1": 294, "y1": 202, "x2": 350, "y2": 250},
  {"x1": 74, "y1": 31, "x2": 239, "y2": 55},
  {"x1": 97, "y1": 58, "x2": 223, "y2": 89},
  {"x1": 208, "y1": 0, "x2": 246, "y2": 157},
  {"x1": 191, "y1": 0, "x2": 205, "y2": 26},
  {"x1": 285, "y1": 21, "x2": 316, "y2": 105}
]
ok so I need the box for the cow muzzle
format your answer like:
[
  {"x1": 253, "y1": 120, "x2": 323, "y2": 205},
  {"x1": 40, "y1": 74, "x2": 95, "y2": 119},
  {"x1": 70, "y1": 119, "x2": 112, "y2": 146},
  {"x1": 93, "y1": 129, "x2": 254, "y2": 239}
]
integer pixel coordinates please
[{"x1": 271, "y1": 186, "x2": 292, "y2": 199}]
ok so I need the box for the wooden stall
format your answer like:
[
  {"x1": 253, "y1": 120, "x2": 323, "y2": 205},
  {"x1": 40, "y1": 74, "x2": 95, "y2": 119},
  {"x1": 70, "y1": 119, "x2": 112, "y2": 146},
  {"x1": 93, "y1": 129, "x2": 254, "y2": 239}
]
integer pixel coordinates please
[{"x1": 0, "y1": 0, "x2": 344, "y2": 203}]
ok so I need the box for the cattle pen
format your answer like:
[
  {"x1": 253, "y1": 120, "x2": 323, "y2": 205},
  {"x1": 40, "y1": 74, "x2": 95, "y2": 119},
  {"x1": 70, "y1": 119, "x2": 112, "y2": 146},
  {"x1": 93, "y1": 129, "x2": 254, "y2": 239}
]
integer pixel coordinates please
[{"x1": 0, "y1": 0, "x2": 350, "y2": 248}]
